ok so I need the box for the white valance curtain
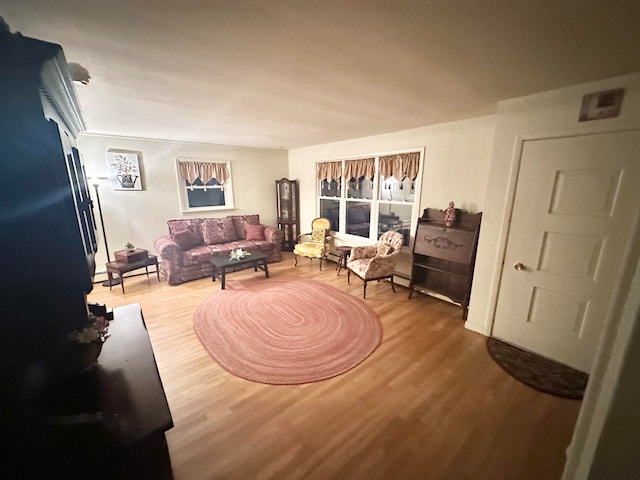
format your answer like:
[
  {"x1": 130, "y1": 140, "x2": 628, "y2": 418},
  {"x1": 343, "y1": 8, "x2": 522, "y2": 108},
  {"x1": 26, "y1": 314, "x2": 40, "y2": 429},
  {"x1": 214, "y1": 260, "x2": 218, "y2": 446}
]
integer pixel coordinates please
[
  {"x1": 378, "y1": 152, "x2": 420, "y2": 181},
  {"x1": 178, "y1": 160, "x2": 229, "y2": 189}
]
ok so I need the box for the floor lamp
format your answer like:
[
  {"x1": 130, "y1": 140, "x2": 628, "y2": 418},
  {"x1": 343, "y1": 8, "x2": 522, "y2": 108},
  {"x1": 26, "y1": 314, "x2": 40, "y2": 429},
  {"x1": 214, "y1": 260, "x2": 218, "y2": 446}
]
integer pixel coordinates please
[{"x1": 90, "y1": 177, "x2": 121, "y2": 287}]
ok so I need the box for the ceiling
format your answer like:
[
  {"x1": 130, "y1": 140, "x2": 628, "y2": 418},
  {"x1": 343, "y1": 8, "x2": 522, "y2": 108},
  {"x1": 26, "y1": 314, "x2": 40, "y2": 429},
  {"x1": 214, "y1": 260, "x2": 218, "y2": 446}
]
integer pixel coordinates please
[{"x1": 2, "y1": 1, "x2": 640, "y2": 150}]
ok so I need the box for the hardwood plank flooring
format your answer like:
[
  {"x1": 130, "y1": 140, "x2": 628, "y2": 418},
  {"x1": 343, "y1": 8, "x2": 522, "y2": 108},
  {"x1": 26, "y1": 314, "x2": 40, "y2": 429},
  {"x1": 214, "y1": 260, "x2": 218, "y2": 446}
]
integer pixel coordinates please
[{"x1": 88, "y1": 252, "x2": 581, "y2": 480}]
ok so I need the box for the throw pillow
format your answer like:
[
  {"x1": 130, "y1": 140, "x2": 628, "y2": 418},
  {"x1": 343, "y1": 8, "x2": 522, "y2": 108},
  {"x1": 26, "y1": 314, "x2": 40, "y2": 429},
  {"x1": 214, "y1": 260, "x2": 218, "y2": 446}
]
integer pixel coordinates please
[
  {"x1": 245, "y1": 224, "x2": 266, "y2": 241},
  {"x1": 232, "y1": 215, "x2": 260, "y2": 239},
  {"x1": 376, "y1": 242, "x2": 394, "y2": 256},
  {"x1": 171, "y1": 228, "x2": 203, "y2": 251}
]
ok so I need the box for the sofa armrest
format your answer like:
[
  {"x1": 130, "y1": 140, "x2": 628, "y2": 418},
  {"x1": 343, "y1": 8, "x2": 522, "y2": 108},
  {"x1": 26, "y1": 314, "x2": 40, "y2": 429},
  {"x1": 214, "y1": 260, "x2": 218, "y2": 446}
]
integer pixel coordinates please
[
  {"x1": 153, "y1": 235, "x2": 183, "y2": 264},
  {"x1": 367, "y1": 251, "x2": 399, "y2": 271},
  {"x1": 264, "y1": 225, "x2": 284, "y2": 248}
]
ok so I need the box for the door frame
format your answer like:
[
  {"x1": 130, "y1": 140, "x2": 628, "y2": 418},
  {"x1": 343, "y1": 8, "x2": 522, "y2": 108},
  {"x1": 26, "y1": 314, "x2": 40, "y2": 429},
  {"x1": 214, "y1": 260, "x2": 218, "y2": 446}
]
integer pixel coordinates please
[
  {"x1": 484, "y1": 125, "x2": 640, "y2": 478},
  {"x1": 486, "y1": 125, "x2": 640, "y2": 341}
]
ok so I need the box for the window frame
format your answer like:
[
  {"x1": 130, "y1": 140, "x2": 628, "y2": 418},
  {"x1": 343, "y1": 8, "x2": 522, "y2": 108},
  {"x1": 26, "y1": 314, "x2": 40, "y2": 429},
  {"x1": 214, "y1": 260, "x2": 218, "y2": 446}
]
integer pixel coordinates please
[
  {"x1": 317, "y1": 148, "x2": 424, "y2": 249},
  {"x1": 175, "y1": 157, "x2": 235, "y2": 213}
]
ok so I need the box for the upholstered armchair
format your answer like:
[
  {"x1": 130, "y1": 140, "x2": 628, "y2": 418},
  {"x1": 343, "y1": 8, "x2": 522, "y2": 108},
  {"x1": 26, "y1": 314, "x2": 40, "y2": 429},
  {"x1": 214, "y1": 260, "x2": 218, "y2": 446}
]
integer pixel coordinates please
[
  {"x1": 293, "y1": 217, "x2": 331, "y2": 270},
  {"x1": 347, "y1": 231, "x2": 404, "y2": 298}
]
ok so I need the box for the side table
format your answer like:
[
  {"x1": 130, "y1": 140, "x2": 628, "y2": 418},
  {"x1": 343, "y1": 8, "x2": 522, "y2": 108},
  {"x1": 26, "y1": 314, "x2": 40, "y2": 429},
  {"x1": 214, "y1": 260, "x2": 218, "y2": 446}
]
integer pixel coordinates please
[
  {"x1": 335, "y1": 246, "x2": 353, "y2": 276},
  {"x1": 106, "y1": 255, "x2": 160, "y2": 294}
]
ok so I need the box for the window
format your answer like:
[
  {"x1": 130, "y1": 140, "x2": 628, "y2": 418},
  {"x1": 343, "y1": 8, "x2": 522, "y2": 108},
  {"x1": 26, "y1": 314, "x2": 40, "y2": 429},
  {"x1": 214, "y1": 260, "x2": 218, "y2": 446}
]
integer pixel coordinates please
[
  {"x1": 317, "y1": 150, "x2": 423, "y2": 247},
  {"x1": 175, "y1": 158, "x2": 235, "y2": 213}
]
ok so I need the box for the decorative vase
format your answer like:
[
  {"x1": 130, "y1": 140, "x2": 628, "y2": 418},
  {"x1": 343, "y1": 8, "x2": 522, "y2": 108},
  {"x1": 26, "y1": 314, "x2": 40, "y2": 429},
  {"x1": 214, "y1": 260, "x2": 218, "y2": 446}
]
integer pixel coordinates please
[{"x1": 444, "y1": 201, "x2": 456, "y2": 227}]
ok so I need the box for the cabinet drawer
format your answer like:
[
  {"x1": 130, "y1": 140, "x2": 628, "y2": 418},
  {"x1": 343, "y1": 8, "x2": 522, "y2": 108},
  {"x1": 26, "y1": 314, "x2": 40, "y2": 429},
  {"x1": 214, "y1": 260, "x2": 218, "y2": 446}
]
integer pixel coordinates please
[{"x1": 413, "y1": 224, "x2": 476, "y2": 264}]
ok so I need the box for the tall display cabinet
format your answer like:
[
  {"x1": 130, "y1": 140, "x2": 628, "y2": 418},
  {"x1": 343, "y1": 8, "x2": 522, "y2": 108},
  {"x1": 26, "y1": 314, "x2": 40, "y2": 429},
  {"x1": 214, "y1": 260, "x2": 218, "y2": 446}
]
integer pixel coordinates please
[
  {"x1": 275, "y1": 178, "x2": 300, "y2": 251},
  {"x1": 2, "y1": 28, "x2": 174, "y2": 479},
  {"x1": 1, "y1": 28, "x2": 97, "y2": 472}
]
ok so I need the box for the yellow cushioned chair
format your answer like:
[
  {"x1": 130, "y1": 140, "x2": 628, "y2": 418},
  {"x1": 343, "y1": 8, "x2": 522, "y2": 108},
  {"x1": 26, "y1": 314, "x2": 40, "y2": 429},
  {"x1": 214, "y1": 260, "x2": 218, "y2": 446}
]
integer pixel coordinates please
[{"x1": 293, "y1": 217, "x2": 331, "y2": 271}]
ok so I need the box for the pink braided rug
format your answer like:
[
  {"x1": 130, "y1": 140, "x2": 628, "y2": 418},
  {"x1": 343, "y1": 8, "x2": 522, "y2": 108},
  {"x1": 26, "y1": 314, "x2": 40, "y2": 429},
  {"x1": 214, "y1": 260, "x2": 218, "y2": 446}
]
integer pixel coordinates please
[{"x1": 193, "y1": 277, "x2": 382, "y2": 384}]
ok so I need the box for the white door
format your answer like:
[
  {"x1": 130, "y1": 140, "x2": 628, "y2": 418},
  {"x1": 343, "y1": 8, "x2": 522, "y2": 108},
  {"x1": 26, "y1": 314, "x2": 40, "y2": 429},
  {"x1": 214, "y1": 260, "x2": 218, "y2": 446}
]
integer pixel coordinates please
[{"x1": 492, "y1": 131, "x2": 640, "y2": 372}]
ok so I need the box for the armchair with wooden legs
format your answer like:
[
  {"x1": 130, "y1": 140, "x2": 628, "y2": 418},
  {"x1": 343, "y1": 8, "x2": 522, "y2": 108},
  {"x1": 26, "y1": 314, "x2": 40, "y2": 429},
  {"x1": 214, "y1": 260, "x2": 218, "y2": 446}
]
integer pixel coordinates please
[
  {"x1": 293, "y1": 217, "x2": 331, "y2": 271},
  {"x1": 347, "y1": 231, "x2": 404, "y2": 298}
]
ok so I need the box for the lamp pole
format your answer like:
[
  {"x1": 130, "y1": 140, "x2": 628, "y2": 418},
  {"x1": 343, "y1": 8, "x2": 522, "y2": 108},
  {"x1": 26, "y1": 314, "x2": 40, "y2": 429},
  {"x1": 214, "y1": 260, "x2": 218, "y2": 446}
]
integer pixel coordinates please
[{"x1": 91, "y1": 177, "x2": 120, "y2": 286}]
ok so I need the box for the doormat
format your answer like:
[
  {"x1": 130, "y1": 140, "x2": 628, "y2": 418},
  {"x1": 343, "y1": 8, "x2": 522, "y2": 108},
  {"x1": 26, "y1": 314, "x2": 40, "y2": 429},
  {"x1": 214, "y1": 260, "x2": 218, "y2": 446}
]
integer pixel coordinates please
[{"x1": 486, "y1": 337, "x2": 588, "y2": 399}]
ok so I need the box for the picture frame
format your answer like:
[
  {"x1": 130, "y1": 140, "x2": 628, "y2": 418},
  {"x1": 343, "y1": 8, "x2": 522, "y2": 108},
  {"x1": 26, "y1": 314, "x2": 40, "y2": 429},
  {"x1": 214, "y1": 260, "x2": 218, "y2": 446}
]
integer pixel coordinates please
[
  {"x1": 106, "y1": 151, "x2": 142, "y2": 190},
  {"x1": 578, "y1": 88, "x2": 624, "y2": 122}
]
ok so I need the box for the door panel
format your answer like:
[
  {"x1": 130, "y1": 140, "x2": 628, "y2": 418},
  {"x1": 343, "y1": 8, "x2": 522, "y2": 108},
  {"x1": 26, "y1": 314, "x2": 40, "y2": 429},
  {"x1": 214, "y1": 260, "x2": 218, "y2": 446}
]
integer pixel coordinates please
[{"x1": 492, "y1": 131, "x2": 640, "y2": 372}]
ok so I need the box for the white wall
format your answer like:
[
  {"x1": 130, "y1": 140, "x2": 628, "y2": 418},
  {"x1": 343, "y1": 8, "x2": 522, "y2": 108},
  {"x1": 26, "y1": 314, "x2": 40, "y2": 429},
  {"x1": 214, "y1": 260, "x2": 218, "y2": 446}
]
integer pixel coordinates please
[
  {"x1": 78, "y1": 134, "x2": 288, "y2": 276},
  {"x1": 288, "y1": 115, "x2": 495, "y2": 281}
]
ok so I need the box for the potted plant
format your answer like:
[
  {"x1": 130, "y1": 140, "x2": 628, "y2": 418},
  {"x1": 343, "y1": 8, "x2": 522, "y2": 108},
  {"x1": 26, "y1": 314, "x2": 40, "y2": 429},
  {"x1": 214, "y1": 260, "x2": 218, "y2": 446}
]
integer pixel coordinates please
[{"x1": 67, "y1": 313, "x2": 110, "y2": 370}]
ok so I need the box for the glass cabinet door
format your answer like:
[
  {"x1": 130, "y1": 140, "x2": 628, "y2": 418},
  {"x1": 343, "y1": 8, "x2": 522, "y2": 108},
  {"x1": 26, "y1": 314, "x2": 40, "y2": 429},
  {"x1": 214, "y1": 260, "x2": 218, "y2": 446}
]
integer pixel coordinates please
[{"x1": 275, "y1": 178, "x2": 299, "y2": 250}]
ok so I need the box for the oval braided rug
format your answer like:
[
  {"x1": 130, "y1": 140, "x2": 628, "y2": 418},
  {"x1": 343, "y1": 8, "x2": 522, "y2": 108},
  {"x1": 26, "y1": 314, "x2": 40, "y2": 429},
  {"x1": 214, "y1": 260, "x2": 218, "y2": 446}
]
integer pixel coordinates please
[{"x1": 193, "y1": 277, "x2": 383, "y2": 384}]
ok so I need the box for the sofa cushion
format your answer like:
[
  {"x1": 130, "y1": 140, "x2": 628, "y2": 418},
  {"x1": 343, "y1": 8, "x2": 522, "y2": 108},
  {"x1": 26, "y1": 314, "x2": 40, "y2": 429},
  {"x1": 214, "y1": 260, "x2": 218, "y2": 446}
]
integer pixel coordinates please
[
  {"x1": 245, "y1": 223, "x2": 266, "y2": 241},
  {"x1": 202, "y1": 217, "x2": 238, "y2": 245},
  {"x1": 167, "y1": 218, "x2": 204, "y2": 243},
  {"x1": 171, "y1": 227, "x2": 203, "y2": 251},
  {"x1": 232, "y1": 214, "x2": 260, "y2": 239},
  {"x1": 183, "y1": 245, "x2": 215, "y2": 264}
]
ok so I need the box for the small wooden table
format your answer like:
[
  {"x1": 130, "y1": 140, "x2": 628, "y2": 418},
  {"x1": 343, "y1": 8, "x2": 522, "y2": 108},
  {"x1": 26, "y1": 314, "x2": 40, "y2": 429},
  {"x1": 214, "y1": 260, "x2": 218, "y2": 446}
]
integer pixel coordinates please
[
  {"x1": 210, "y1": 251, "x2": 269, "y2": 289},
  {"x1": 335, "y1": 246, "x2": 353, "y2": 276},
  {"x1": 106, "y1": 255, "x2": 160, "y2": 294}
]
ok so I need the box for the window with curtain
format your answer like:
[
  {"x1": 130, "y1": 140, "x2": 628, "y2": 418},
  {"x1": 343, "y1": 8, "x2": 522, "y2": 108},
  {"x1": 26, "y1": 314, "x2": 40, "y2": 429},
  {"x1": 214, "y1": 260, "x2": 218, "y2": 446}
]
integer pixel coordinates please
[
  {"x1": 317, "y1": 150, "x2": 423, "y2": 246},
  {"x1": 175, "y1": 158, "x2": 235, "y2": 212}
]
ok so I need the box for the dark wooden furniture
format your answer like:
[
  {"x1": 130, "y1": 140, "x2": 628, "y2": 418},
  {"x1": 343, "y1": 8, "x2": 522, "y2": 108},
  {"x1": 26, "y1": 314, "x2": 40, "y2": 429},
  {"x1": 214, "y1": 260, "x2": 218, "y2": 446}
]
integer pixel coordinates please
[
  {"x1": 1, "y1": 30, "x2": 99, "y2": 462},
  {"x1": 335, "y1": 245, "x2": 353, "y2": 276},
  {"x1": 26, "y1": 303, "x2": 174, "y2": 479},
  {"x1": 210, "y1": 251, "x2": 269, "y2": 289},
  {"x1": 276, "y1": 178, "x2": 300, "y2": 251},
  {"x1": 106, "y1": 253, "x2": 160, "y2": 294},
  {"x1": 114, "y1": 247, "x2": 149, "y2": 264},
  {"x1": 408, "y1": 208, "x2": 482, "y2": 319}
]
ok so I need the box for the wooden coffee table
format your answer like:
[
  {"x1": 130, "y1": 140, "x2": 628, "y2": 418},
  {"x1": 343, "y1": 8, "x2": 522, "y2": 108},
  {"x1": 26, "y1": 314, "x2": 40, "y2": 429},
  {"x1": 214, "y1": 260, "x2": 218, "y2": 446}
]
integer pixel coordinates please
[{"x1": 210, "y1": 251, "x2": 269, "y2": 289}]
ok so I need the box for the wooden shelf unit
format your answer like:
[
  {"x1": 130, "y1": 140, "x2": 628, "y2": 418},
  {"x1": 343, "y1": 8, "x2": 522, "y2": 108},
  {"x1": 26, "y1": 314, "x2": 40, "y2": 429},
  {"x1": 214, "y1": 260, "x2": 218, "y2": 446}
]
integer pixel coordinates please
[{"x1": 408, "y1": 208, "x2": 482, "y2": 319}]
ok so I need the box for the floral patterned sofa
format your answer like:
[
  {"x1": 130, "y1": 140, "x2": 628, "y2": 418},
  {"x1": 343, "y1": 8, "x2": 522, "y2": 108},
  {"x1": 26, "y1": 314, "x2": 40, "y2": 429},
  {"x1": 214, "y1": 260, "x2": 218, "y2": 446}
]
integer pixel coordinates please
[{"x1": 153, "y1": 214, "x2": 283, "y2": 285}]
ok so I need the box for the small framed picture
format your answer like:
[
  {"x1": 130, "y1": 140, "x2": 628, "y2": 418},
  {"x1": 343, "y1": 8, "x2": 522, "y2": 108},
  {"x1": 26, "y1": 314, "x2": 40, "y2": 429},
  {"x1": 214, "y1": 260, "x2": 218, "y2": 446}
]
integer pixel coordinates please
[
  {"x1": 106, "y1": 151, "x2": 142, "y2": 190},
  {"x1": 578, "y1": 88, "x2": 624, "y2": 122}
]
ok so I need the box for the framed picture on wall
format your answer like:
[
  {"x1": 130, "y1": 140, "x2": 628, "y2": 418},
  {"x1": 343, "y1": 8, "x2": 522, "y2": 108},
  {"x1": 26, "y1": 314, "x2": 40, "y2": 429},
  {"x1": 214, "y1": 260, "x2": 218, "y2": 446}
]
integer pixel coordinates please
[
  {"x1": 106, "y1": 151, "x2": 142, "y2": 190},
  {"x1": 578, "y1": 88, "x2": 624, "y2": 122}
]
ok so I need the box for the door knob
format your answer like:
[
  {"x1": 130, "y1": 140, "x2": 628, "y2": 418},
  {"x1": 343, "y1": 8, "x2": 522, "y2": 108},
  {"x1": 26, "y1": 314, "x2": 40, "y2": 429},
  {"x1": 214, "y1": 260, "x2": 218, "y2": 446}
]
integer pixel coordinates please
[{"x1": 514, "y1": 263, "x2": 525, "y2": 271}]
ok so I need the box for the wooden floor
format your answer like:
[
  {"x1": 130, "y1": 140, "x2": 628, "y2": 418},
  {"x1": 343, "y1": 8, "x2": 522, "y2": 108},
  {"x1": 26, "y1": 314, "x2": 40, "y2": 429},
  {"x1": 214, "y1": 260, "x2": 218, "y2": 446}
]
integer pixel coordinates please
[{"x1": 88, "y1": 252, "x2": 581, "y2": 480}]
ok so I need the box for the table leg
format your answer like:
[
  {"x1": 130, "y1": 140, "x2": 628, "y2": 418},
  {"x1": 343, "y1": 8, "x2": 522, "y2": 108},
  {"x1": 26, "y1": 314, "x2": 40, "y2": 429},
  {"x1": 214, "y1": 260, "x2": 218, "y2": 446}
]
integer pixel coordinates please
[
  {"x1": 220, "y1": 267, "x2": 226, "y2": 290},
  {"x1": 263, "y1": 260, "x2": 269, "y2": 278},
  {"x1": 145, "y1": 265, "x2": 150, "y2": 278},
  {"x1": 120, "y1": 274, "x2": 125, "y2": 294},
  {"x1": 155, "y1": 259, "x2": 160, "y2": 281}
]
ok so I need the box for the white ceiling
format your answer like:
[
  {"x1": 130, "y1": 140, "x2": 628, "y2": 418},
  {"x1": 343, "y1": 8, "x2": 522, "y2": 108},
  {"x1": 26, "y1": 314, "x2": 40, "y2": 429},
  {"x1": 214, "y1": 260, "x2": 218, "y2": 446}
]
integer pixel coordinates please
[{"x1": 2, "y1": 1, "x2": 640, "y2": 149}]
